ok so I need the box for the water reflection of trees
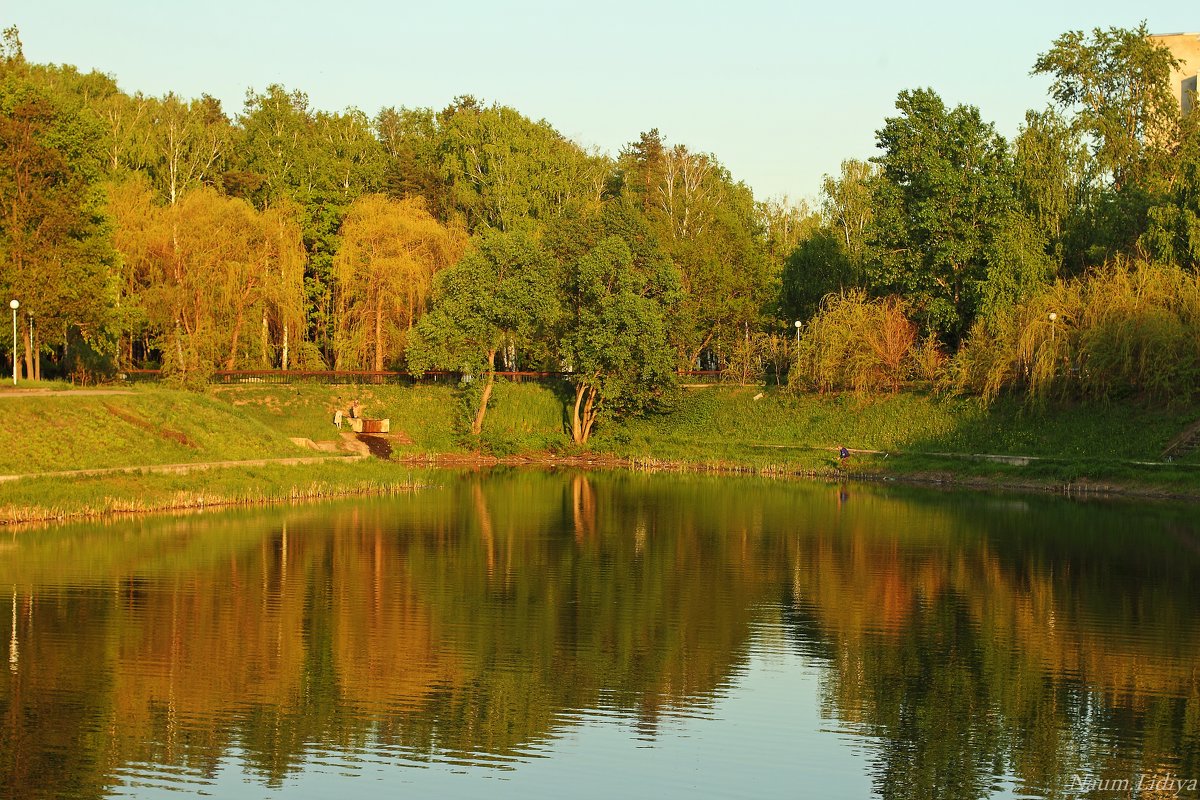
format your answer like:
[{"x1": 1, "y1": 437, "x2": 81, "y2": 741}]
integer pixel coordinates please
[
  {"x1": 0, "y1": 475, "x2": 1197, "y2": 799},
  {"x1": 0, "y1": 471, "x2": 788, "y2": 797},
  {"x1": 786, "y1": 491, "x2": 1200, "y2": 800}
]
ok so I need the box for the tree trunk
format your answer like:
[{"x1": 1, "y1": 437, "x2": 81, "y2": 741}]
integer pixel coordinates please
[
  {"x1": 226, "y1": 307, "x2": 245, "y2": 371},
  {"x1": 471, "y1": 349, "x2": 497, "y2": 436},
  {"x1": 282, "y1": 323, "x2": 289, "y2": 371},
  {"x1": 21, "y1": 318, "x2": 32, "y2": 381},
  {"x1": 261, "y1": 310, "x2": 269, "y2": 368},
  {"x1": 374, "y1": 298, "x2": 384, "y2": 372},
  {"x1": 571, "y1": 383, "x2": 599, "y2": 444},
  {"x1": 580, "y1": 387, "x2": 598, "y2": 443},
  {"x1": 174, "y1": 320, "x2": 186, "y2": 372},
  {"x1": 571, "y1": 384, "x2": 584, "y2": 442}
]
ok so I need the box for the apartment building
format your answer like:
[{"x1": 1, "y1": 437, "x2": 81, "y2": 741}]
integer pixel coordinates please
[{"x1": 1150, "y1": 32, "x2": 1200, "y2": 114}]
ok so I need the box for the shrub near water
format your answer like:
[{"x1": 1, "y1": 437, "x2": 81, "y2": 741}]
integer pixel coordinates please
[{"x1": 954, "y1": 260, "x2": 1200, "y2": 404}]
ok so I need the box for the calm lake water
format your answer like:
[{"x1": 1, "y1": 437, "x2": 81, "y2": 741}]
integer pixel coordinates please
[{"x1": 1, "y1": 469, "x2": 1198, "y2": 799}]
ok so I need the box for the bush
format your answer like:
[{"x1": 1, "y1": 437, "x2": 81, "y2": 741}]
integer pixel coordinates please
[
  {"x1": 788, "y1": 291, "x2": 932, "y2": 394},
  {"x1": 953, "y1": 258, "x2": 1200, "y2": 405}
]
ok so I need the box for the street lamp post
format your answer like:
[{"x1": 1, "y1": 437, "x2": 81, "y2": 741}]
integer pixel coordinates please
[
  {"x1": 9, "y1": 300, "x2": 18, "y2": 386},
  {"x1": 794, "y1": 319, "x2": 802, "y2": 345},
  {"x1": 1048, "y1": 311, "x2": 1057, "y2": 342}
]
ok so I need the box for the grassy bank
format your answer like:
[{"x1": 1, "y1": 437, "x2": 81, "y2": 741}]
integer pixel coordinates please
[
  {"x1": 216, "y1": 380, "x2": 567, "y2": 456},
  {"x1": 593, "y1": 387, "x2": 1200, "y2": 480},
  {"x1": 182, "y1": 380, "x2": 1200, "y2": 493},
  {"x1": 0, "y1": 385, "x2": 303, "y2": 474},
  {"x1": 1, "y1": 379, "x2": 1198, "y2": 523},
  {"x1": 0, "y1": 459, "x2": 426, "y2": 524}
]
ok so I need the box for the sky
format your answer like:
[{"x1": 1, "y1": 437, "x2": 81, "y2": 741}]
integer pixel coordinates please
[{"x1": 8, "y1": 1, "x2": 1197, "y2": 204}]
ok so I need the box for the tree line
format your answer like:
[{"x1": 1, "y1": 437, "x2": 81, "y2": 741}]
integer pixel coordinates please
[{"x1": 2, "y1": 23, "x2": 1199, "y2": 437}]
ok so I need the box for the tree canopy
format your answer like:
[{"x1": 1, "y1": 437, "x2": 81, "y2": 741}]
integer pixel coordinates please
[{"x1": 3, "y1": 22, "x2": 1200, "y2": 411}]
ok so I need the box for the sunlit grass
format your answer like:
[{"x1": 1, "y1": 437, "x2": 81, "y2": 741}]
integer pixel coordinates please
[
  {"x1": 0, "y1": 385, "x2": 302, "y2": 474},
  {"x1": 1, "y1": 380, "x2": 1196, "y2": 523},
  {"x1": 0, "y1": 460, "x2": 425, "y2": 524}
]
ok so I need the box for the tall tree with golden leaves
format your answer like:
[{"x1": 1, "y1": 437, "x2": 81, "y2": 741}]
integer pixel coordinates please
[{"x1": 333, "y1": 194, "x2": 465, "y2": 371}]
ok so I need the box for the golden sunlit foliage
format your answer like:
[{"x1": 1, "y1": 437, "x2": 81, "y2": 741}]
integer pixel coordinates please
[
  {"x1": 108, "y1": 179, "x2": 305, "y2": 379},
  {"x1": 953, "y1": 259, "x2": 1200, "y2": 404},
  {"x1": 332, "y1": 194, "x2": 466, "y2": 370},
  {"x1": 788, "y1": 290, "x2": 939, "y2": 394}
]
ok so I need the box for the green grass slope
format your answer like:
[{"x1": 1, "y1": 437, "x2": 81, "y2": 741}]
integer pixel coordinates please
[
  {"x1": 216, "y1": 381, "x2": 567, "y2": 456},
  {"x1": 593, "y1": 386, "x2": 1200, "y2": 486},
  {"x1": 0, "y1": 386, "x2": 306, "y2": 475},
  {"x1": 3, "y1": 379, "x2": 1198, "y2": 522},
  {"x1": 597, "y1": 387, "x2": 1197, "y2": 459}
]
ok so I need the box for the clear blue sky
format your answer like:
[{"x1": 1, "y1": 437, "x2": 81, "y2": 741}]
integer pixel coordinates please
[{"x1": 9, "y1": 1, "x2": 1196, "y2": 203}]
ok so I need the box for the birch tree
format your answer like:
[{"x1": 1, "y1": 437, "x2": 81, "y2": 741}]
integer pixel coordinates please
[{"x1": 148, "y1": 93, "x2": 229, "y2": 205}]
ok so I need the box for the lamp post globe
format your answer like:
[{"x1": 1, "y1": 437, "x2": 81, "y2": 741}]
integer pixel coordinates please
[{"x1": 794, "y1": 319, "x2": 802, "y2": 345}]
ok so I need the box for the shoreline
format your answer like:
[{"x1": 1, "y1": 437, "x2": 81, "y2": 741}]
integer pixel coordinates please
[
  {"x1": 3, "y1": 380, "x2": 1198, "y2": 525},
  {"x1": 392, "y1": 451, "x2": 1200, "y2": 502},
  {"x1": 3, "y1": 450, "x2": 1197, "y2": 527}
]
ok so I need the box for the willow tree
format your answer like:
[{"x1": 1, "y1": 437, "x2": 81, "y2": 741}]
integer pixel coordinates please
[
  {"x1": 333, "y1": 194, "x2": 465, "y2": 370},
  {"x1": 234, "y1": 202, "x2": 306, "y2": 371},
  {"x1": 107, "y1": 184, "x2": 305, "y2": 377}
]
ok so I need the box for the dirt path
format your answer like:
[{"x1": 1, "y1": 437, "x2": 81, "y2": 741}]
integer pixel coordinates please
[
  {"x1": 0, "y1": 454, "x2": 366, "y2": 483},
  {"x1": 0, "y1": 389, "x2": 136, "y2": 398}
]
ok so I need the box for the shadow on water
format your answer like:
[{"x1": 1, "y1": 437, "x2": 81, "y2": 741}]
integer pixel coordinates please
[{"x1": 0, "y1": 469, "x2": 1197, "y2": 798}]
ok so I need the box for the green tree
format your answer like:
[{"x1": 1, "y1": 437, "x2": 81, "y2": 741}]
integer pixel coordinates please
[
  {"x1": 1032, "y1": 24, "x2": 1180, "y2": 191},
  {"x1": 1142, "y1": 126, "x2": 1200, "y2": 268},
  {"x1": 375, "y1": 105, "x2": 445, "y2": 211},
  {"x1": 407, "y1": 231, "x2": 559, "y2": 435},
  {"x1": 95, "y1": 90, "x2": 155, "y2": 179},
  {"x1": 821, "y1": 159, "x2": 875, "y2": 266},
  {"x1": 756, "y1": 195, "x2": 817, "y2": 268},
  {"x1": 436, "y1": 97, "x2": 606, "y2": 234},
  {"x1": 556, "y1": 203, "x2": 680, "y2": 443},
  {"x1": 231, "y1": 86, "x2": 384, "y2": 364},
  {"x1": 1012, "y1": 108, "x2": 1091, "y2": 271},
  {"x1": 615, "y1": 135, "x2": 771, "y2": 367},
  {"x1": 780, "y1": 160, "x2": 876, "y2": 323},
  {"x1": 0, "y1": 48, "x2": 116, "y2": 379},
  {"x1": 869, "y1": 89, "x2": 1050, "y2": 341},
  {"x1": 780, "y1": 229, "x2": 855, "y2": 321},
  {"x1": 145, "y1": 93, "x2": 230, "y2": 205}
]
